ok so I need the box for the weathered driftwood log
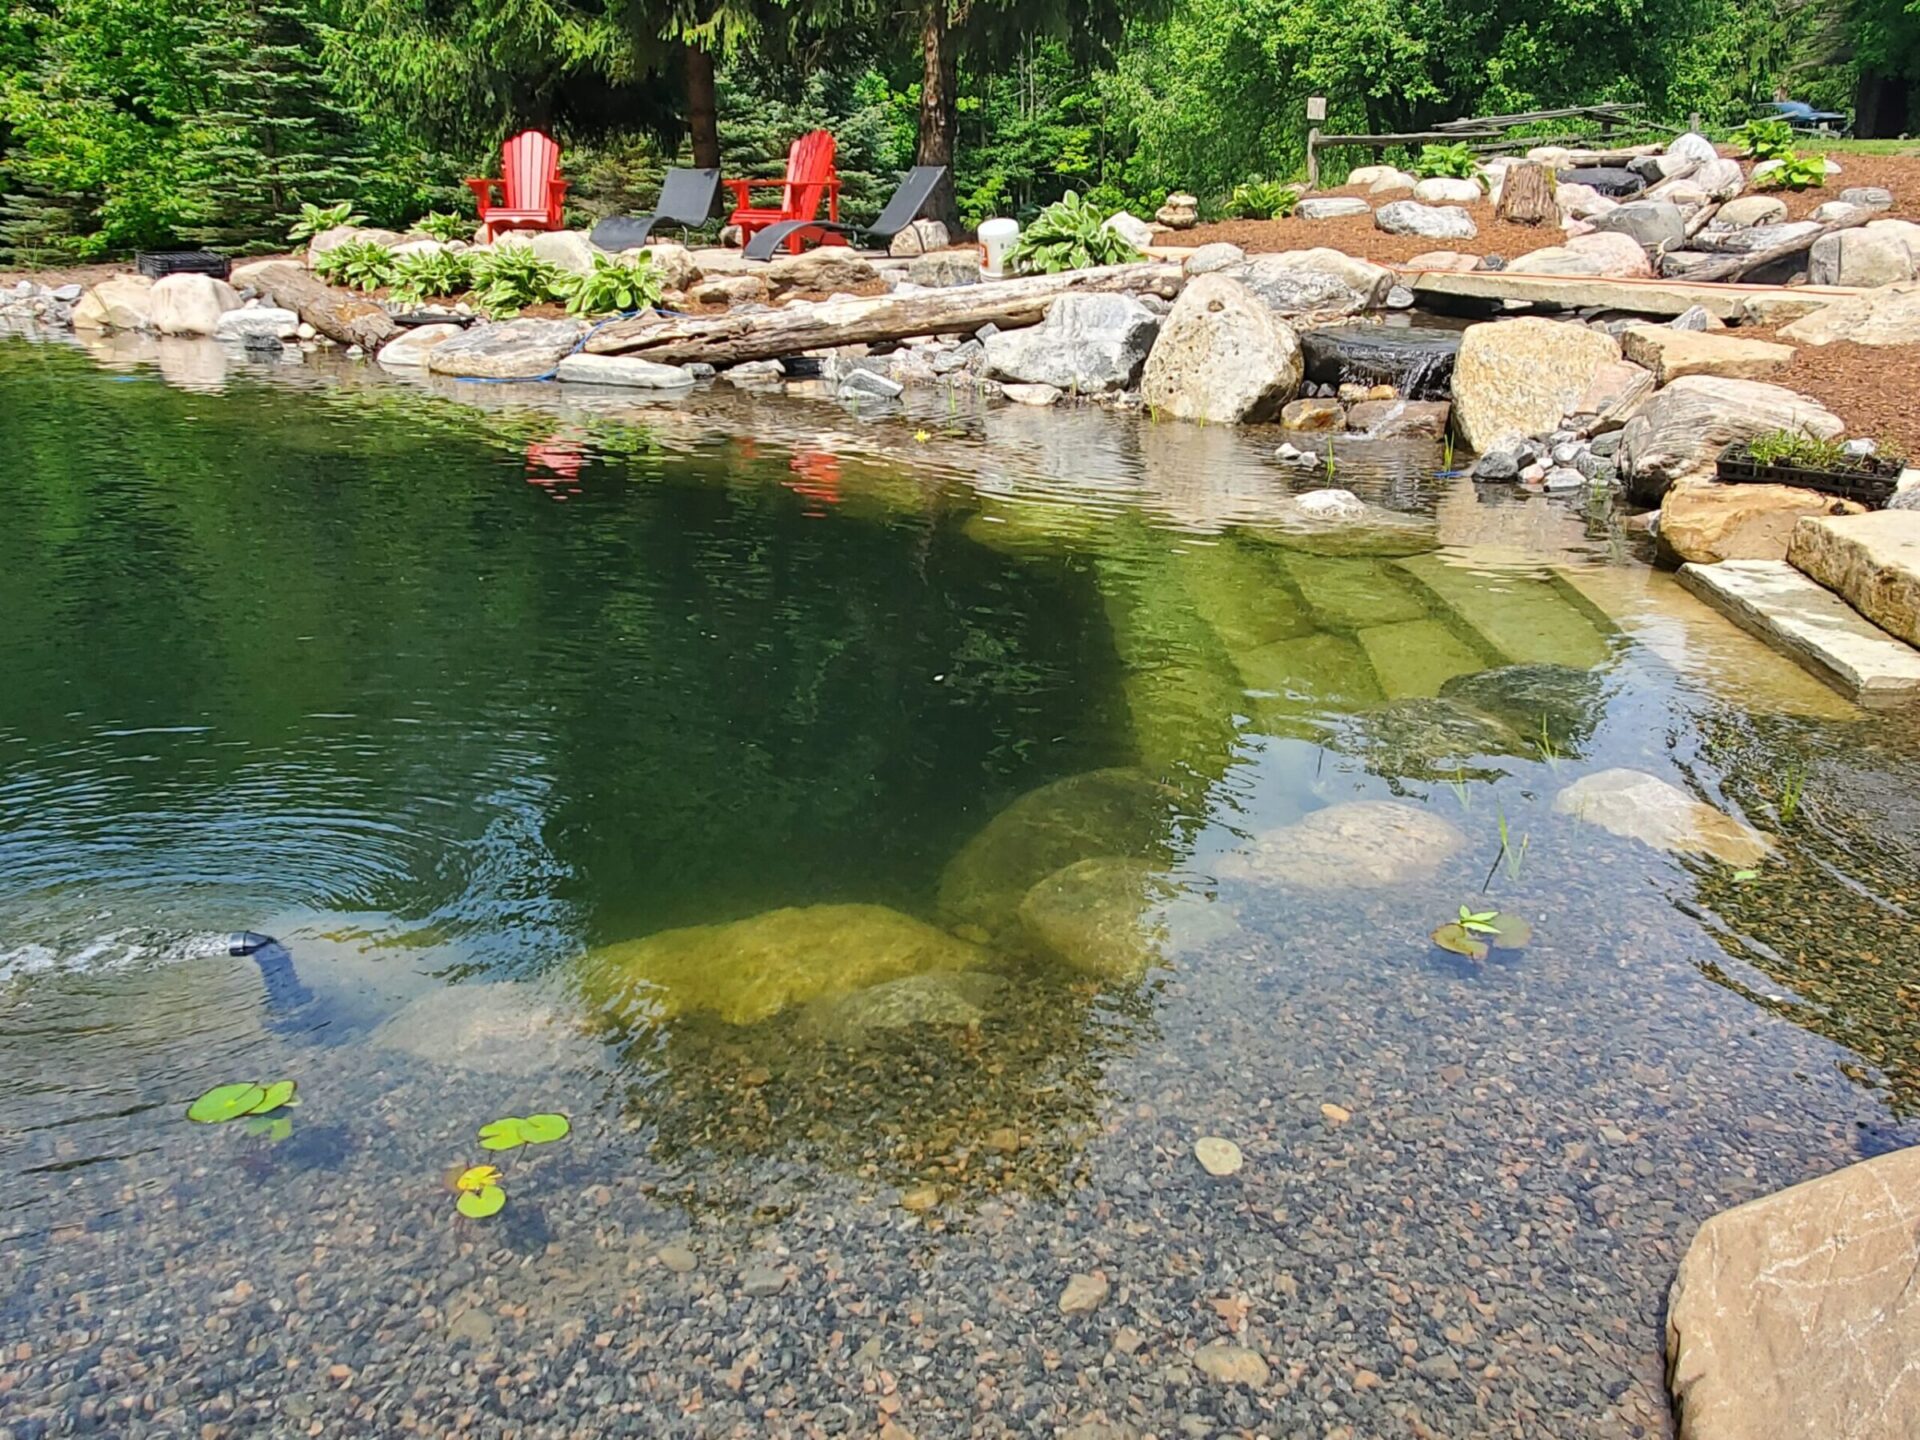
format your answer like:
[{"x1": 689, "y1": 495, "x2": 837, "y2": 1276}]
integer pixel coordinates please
[
  {"x1": 1681, "y1": 208, "x2": 1874, "y2": 283},
  {"x1": 1495, "y1": 162, "x2": 1556, "y2": 225},
  {"x1": 586, "y1": 263, "x2": 1187, "y2": 365},
  {"x1": 1682, "y1": 199, "x2": 1725, "y2": 241},
  {"x1": 244, "y1": 260, "x2": 398, "y2": 349}
]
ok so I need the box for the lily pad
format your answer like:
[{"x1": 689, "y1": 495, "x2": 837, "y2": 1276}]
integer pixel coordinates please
[
  {"x1": 478, "y1": 1119, "x2": 526, "y2": 1151},
  {"x1": 245, "y1": 1115, "x2": 294, "y2": 1142},
  {"x1": 247, "y1": 1080, "x2": 297, "y2": 1115},
  {"x1": 1430, "y1": 923, "x2": 1490, "y2": 962},
  {"x1": 454, "y1": 1164, "x2": 501, "y2": 1193},
  {"x1": 188, "y1": 1082, "x2": 267, "y2": 1124},
  {"x1": 456, "y1": 1184, "x2": 506, "y2": 1219},
  {"x1": 1484, "y1": 913, "x2": 1532, "y2": 950},
  {"x1": 515, "y1": 1113, "x2": 570, "y2": 1144}
]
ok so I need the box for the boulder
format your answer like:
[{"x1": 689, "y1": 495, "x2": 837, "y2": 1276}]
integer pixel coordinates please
[
  {"x1": 213, "y1": 305, "x2": 300, "y2": 342},
  {"x1": 1439, "y1": 664, "x2": 1605, "y2": 750},
  {"x1": 1660, "y1": 481, "x2": 1864, "y2": 564},
  {"x1": 1154, "y1": 193, "x2": 1199, "y2": 230},
  {"x1": 1345, "y1": 165, "x2": 1404, "y2": 188},
  {"x1": 689, "y1": 273, "x2": 770, "y2": 307},
  {"x1": 376, "y1": 322, "x2": 466, "y2": 369},
  {"x1": 887, "y1": 219, "x2": 951, "y2": 256},
  {"x1": 149, "y1": 274, "x2": 242, "y2": 336},
  {"x1": 1450, "y1": 317, "x2": 1622, "y2": 452},
  {"x1": 983, "y1": 292, "x2": 1160, "y2": 395},
  {"x1": 525, "y1": 230, "x2": 597, "y2": 274},
  {"x1": 1403, "y1": 250, "x2": 1481, "y2": 272},
  {"x1": 1216, "y1": 800, "x2": 1467, "y2": 889},
  {"x1": 1555, "y1": 184, "x2": 1617, "y2": 222},
  {"x1": 1223, "y1": 249, "x2": 1393, "y2": 315},
  {"x1": 1367, "y1": 169, "x2": 1419, "y2": 195},
  {"x1": 574, "y1": 904, "x2": 993, "y2": 1027},
  {"x1": 1666, "y1": 1144, "x2": 1920, "y2": 1440},
  {"x1": 1504, "y1": 246, "x2": 1608, "y2": 278},
  {"x1": 1016, "y1": 858, "x2": 1178, "y2": 984},
  {"x1": 1280, "y1": 397, "x2": 1345, "y2": 430},
  {"x1": 1564, "y1": 230, "x2": 1656, "y2": 278},
  {"x1": 1716, "y1": 195, "x2": 1789, "y2": 229},
  {"x1": 1591, "y1": 201, "x2": 1686, "y2": 254},
  {"x1": 426, "y1": 317, "x2": 587, "y2": 379},
  {"x1": 1690, "y1": 221, "x2": 1821, "y2": 256},
  {"x1": 1779, "y1": 281, "x2": 1920, "y2": 347},
  {"x1": 71, "y1": 275, "x2": 156, "y2": 331},
  {"x1": 1140, "y1": 274, "x2": 1304, "y2": 423},
  {"x1": 1808, "y1": 201, "x2": 1874, "y2": 226},
  {"x1": 1617, "y1": 377, "x2": 1843, "y2": 503},
  {"x1": 1565, "y1": 360, "x2": 1658, "y2": 433},
  {"x1": 1185, "y1": 242, "x2": 1246, "y2": 275},
  {"x1": 1557, "y1": 166, "x2": 1646, "y2": 197},
  {"x1": 554, "y1": 353, "x2": 695, "y2": 388},
  {"x1": 795, "y1": 972, "x2": 1005, "y2": 1044},
  {"x1": 1619, "y1": 326, "x2": 1794, "y2": 384},
  {"x1": 1840, "y1": 185, "x2": 1896, "y2": 211},
  {"x1": 1808, "y1": 227, "x2": 1915, "y2": 288},
  {"x1": 1297, "y1": 197, "x2": 1372, "y2": 220},
  {"x1": 1102, "y1": 211, "x2": 1156, "y2": 250},
  {"x1": 1692, "y1": 158, "x2": 1747, "y2": 201},
  {"x1": 1299, "y1": 324, "x2": 1460, "y2": 399},
  {"x1": 1552, "y1": 768, "x2": 1771, "y2": 865},
  {"x1": 370, "y1": 984, "x2": 580, "y2": 1076},
  {"x1": 907, "y1": 253, "x2": 980, "y2": 288},
  {"x1": 1666, "y1": 132, "x2": 1719, "y2": 165},
  {"x1": 1788, "y1": 510, "x2": 1920, "y2": 648},
  {"x1": 633, "y1": 242, "x2": 699, "y2": 292},
  {"x1": 1345, "y1": 399, "x2": 1451, "y2": 437},
  {"x1": 1375, "y1": 201, "x2": 1478, "y2": 240},
  {"x1": 1412, "y1": 177, "x2": 1483, "y2": 205},
  {"x1": 1001, "y1": 382, "x2": 1060, "y2": 406},
  {"x1": 763, "y1": 249, "x2": 878, "y2": 297},
  {"x1": 307, "y1": 225, "x2": 402, "y2": 263}
]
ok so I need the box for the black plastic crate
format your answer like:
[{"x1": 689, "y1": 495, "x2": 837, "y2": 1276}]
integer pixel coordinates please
[
  {"x1": 136, "y1": 250, "x2": 232, "y2": 281},
  {"x1": 1715, "y1": 442, "x2": 1899, "y2": 507}
]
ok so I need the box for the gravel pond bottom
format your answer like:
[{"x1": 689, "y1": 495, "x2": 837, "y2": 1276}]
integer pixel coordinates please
[{"x1": 3, "y1": 337, "x2": 1920, "y2": 1439}]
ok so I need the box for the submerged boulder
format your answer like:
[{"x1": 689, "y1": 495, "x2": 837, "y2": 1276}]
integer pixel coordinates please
[
  {"x1": 795, "y1": 972, "x2": 1006, "y2": 1045},
  {"x1": 937, "y1": 769, "x2": 1182, "y2": 939},
  {"x1": 1140, "y1": 274, "x2": 1303, "y2": 423},
  {"x1": 1217, "y1": 800, "x2": 1468, "y2": 889},
  {"x1": 1552, "y1": 768, "x2": 1772, "y2": 866},
  {"x1": 1439, "y1": 663, "x2": 1606, "y2": 753},
  {"x1": 1016, "y1": 857, "x2": 1180, "y2": 984},
  {"x1": 370, "y1": 983, "x2": 585, "y2": 1076},
  {"x1": 1331, "y1": 698, "x2": 1523, "y2": 780},
  {"x1": 574, "y1": 903, "x2": 993, "y2": 1028},
  {"x1": 984, "y1": 292, "x2": 1161, "y2": 395}
]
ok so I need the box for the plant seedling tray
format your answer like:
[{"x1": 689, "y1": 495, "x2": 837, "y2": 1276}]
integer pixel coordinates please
[
  {"x1": 1716, "y1": 442, "x2": 1898, "y2": 507},
  {"x1": 136, "y1": 250, "x2": 232, "y2": 281}
]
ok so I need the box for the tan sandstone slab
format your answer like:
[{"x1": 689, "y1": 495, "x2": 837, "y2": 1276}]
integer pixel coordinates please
[
  {"x1": 1666, "y1": 1143, "x2": 1920, "y2": 1440},
  {"x1": 1659, "y1": 481, "x2": 1863, "y2": 565},
  {"x1": 1788, "y1": 510, "x2": 1920, "y2": 649},
  {"x1": 1678, "y1": 559, "x2": 1920, "y2": 707},
  {"x1": 1621, "y1": 326, "x2": 1795, "y2": 384}
]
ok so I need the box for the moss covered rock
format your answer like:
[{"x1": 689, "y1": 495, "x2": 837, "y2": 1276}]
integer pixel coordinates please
[
  {"x1": 795, "y1": 971, "x2": 1007, "y2": 1044},
  {"x1": 1017, "y1": 857, "x2": 1178, "y2": 984}
]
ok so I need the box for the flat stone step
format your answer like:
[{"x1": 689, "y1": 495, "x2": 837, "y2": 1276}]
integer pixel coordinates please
[
  {"x1": 1355, "y1": 617, "x2": 1491, "y2": 698},
  {"x1": 1404, "y1": 268, "x2": 1864, "y2": 321},
  {"x1": 1787, "y1": 510, "x2": 1920, "y2": 649},
  {"x1": 1676, "y1": 559, "x2": 1920, "y2": 707},
  {"x1": 1391, "y1": 554, "x2": 1613, "y2": 669}
]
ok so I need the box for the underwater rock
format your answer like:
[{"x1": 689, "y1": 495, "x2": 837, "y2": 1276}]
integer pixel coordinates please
[
  {"x1": 1439, "y1": 663, "x2": 1607, "y2": 752},
  {"x1": 1218, "y1": 800, "x2": 1467, "y2": 889},
  {"x1": 1552, "y1": 768, "x2": 1773, "y2": 866},
  {"x1": 574, "y1": 903, "x2": 993, "y2": 1028},
  {"x1": 937, "y1": 769, "x2": 1183, "y2": 939},
  {"x1": 795, "y1": 972, "x2": 1007, "y2": 1044},
  {"x1": 370, "y1": 983, "x2": 586, "y2": 1076},
  {"x1": 1017, "y1": 857, "x2": 1179, "y2": 984},
  {"x1": 1332, "y1": 698, "x2": 1524, "y2": 779},
  {"x1": 1242, "y1": 495, "x2": 1440, "y2": 559}
]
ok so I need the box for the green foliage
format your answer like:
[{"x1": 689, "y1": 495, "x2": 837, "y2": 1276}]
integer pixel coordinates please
[
  {"x1": 386, "y1": 247, "x2": 476, "y2": 303},
  {"x1": 1431, "y1": 907, "x2": 1531, "y2": 961},
  {"x1": 289, "y1": 201, "x2": 365, "y2": 242},
  {"x1": 313, "y1": 237, "x2": 397, "y2": 291},
  {"x1": 1746, "y1": 428, "x2": 1846, "y2": 467},
  {"x1": 1732, "y1": 117, "x2": 1796, "y2": 162},
  {"x1": 1005, "y1": 190, "x2": 1141, "y2": 274},
  {"x1": 452, "y1": 1163, "x2": 506, "y2": 1219},
  {"x1": 187, "y1": 1078, "x2": 297, "y2": 1123},
  {"x1": 1412, "y1": 143, "x2": 1478, "y2": 180},
  {"x1": 479, "y1": 1113, "x2": 572, "y2": 1149},
  {"x1": 411, "y1": 210, "x2": 470, "y2": 242},
  {"x1": 1754, "y1": 152, "x2": 1829, "y2": 190},
  {"x1": 558, "y1": 253, "x2": 664, "y2": 317},
  {"x1": 469, "y1": 245, "x2": 566, "y2": 313},
  {"x1": 1224, "y1": 179, "x2": 1298, "y2": 219}
]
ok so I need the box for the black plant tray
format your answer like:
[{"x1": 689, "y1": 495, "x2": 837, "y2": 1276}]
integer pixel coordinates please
[
  {"x1": 136, "y1": 250, "x2": 232, "y2": 281},
  {"x1": 389, "y1": 311, "x2": 477, "y2": 328},
  {"x1": 1716, "y1": 442, "x2": 1899, "y2": 507}
]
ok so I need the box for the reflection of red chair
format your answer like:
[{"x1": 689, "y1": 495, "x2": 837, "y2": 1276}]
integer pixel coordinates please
[
  {"x1": 784, "y1": 450, "x2": 842, "y2": 507},
  {"x1": 525, "y1": 439, "x2": 584, "y2": 497}
]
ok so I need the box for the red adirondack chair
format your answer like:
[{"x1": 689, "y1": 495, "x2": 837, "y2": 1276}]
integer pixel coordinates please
[
  {"x1": 466, "y1": 130, "x2": 568, "y2": 241},
  {"x1": 723, "y1": 130, "x2": 843, "y2": 255}
]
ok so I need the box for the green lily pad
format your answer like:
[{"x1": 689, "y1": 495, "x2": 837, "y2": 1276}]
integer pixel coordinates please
[
  {"x1": 1431, "y1": 923, "x2": 1489, "y2": 962},
  {"x1": 515, "y1": 1113, "x2": 570, "y2": 1144},
  {"x1": 478, "y1": 1119, "x2": 527, "y2": 1151},
  {"x1": 188, "y1": 1082, "x2": 267, "y2": 1124},
  {"x1": 245, "y1": 1115, "x2": 294, "y2": 1142},
  {"x1": 247, "y1": 1080, "x2": 297, "y2": 1115},
  {"x1": 1484, "y1": 913, "x2": 1532, "y2": 950},
  {"x1": 456, "y1": 1183, "x2": 506, "y2": 1219}
]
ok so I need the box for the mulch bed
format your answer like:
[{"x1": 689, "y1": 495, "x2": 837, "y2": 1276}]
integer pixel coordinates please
[
  {"x1": 1762, "y1": 337, "x2": 1920, "y2": 457},
  {"x1": 1175, "y1": 189, "x2": 1549, "y2": 264}
]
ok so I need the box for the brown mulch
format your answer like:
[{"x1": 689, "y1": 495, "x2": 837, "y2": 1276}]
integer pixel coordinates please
[
  {"x1": 1758, "y1": 337, "x2": 1920, "y2": 457},
  {"x1": 1176, "y1": 188, "x2": 1550, "y2": 264},
  {"x1": 1775, "y1": 151, "x2": 1920, "y2": 220}
]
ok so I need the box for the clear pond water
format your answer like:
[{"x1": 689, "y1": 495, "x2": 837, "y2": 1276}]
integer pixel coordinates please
[{"x1": 3, "y1": 336, "x2": 1920, "y2": 1439}]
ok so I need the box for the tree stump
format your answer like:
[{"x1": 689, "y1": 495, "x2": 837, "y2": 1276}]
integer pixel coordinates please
[{"x1": 1495, "y1": 161, "x2": 1556, "y2": 226}]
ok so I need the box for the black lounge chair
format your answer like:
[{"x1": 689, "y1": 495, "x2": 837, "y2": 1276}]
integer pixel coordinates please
[
  {"x1": 588, "y1": 167, "x2": 721, "y2": 251},
  {"x1": 742, "y1": 166, "x2": 947, "y2": 261}
]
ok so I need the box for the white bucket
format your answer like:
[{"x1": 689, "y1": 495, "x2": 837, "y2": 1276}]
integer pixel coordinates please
[{"x1": 978, "y1": 217, "x2": 1019, "y2": 277}]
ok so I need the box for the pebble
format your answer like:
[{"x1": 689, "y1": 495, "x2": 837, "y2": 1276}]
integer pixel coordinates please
[
  {"x1": 1193, "y1": 1136, "x2": 1243, "y2": 1176},
  {"x1": 655, "y1": 1243, "x2": 697, "y2": 1273},
  {"x1": 900, "y1": 1183, "x2": 941, "y2": 1211},
  {"x1": 738, "y1": 1264, "x2": 788, "y2": 1296},
  {"x1": 1320, "y1": 1102, "x2": 1352, "y2": 1126},
  {"x1": 1058, "y1": 1272, "x2": 1110, "y2": 1315},
  {"x1": 1193, "y1": 1343, "x2": 1270, "y2": 1387}
]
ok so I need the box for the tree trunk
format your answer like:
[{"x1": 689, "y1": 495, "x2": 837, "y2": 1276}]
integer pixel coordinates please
[
  {"x1": 683, "y1": 46, "x2": 720, "y2": 169},
  {"x1": 1855, "y1": 67, "x2": 1908, "y2": 140},
  {"x1": 1494, "y1": 161, "x2": 1555, "y2": 226},
  {"x1": 585, "y1": 263, "x2": 1186, "y2": 366},
  {"x1": 916, "y1": 3, "x2": 960, "y2": 229},
  {"x1": 243, "y1": 261, "x2": 397, "y2": 349}
]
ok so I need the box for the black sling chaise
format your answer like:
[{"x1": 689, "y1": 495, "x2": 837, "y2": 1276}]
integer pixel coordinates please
[
  {"x1": 741, "y1": 166, "x2": 947, "y2": 261},
  {"x1": 588, "y1": 167, "x2": 722, "y2": 251}
]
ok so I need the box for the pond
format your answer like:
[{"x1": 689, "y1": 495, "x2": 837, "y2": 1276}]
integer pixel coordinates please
[{"x1": 3, "y1": 336, "x2": 1919, "y2": 1439}]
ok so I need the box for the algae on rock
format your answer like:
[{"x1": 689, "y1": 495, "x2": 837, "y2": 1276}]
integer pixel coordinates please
[{"x1": 1016, "y1": 857, "x2": 1179, "y2": 984}]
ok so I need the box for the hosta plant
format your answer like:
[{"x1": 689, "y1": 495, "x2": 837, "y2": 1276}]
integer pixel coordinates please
[
  {"x1": 1732, "y1": 118, "x2": 1795, "y2": 162},
  {"x1": 412, "y1": 211, "x2": 471, "y2": 243},
  {"x1": 387, "y1": 248, "x2": 477, "y2": 304},
  {"x1": 1411, "y1": 143, "x2": 1477, "y2": 180},
  {"x1": 1006, "y1": 191, "x2": 1142, "y2": 275},
  {"x1": 288, "y1": 201, "x2": 365, "y2": 243},
  {"x1": 470, "y1": 246, "x2": 566, "y2": 313},
  {"x1": 1225, "y1": 179, "x2": 1299, "y2": 220},
  {"x1": 1754, "y1": 152, "x2": 1828, "y2": 191},
  {"x1": 313, "y1": 238, "x2": 396, "y2": 292},
  {"x1": 557, "y1": 253, "x2": 664, "y2": 316}
]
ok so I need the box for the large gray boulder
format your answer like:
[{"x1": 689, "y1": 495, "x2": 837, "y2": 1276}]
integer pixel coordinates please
[
  {"x1": 1617, "y1": 376, "x2": 1844, "y2": 503},
  {"x1": 983, "y1": 292, "x2": 1160, "y2": 395},
  {"x1": 1666, "y1": 131, "x2": 1719, "y2": 165},
  {"x1": 1592, "y1": 201, "x2": 1686, "y2": 254},
  {"x1": 1808, "y1": 227, "x2": 1915, "y2": 287},
  {"x1": 1449, "y1": 317, "x2": 1622, "y2": 452},
  {"x1": 1667, "y1": 1144, "x2": 1920, "y2": 1440},
  {"x1": 376, "y1": 323, "x2": 465, "y2": 370},
  {"x1": 1374, "y1": 201, "x2": 1478, "y2": 240},
  {"x1": 426, "y1": 318, "x2": 587, "y2": 379},
  {"x1": 1184, "y1": 242, "x2": 1246, "y2": 275},
  {"x1": 150, "y1": 274, "x2": 242, "y2": 336},
  {"x1": 1139, "y1": 274, "x2": 1304, "y2": 423},
  {"x1": 1221, "y1": 249, "x2": 1393, "y2": 315},
  {"x1": 1781, "y1": 281, "x2": 1920, "y2": 346},
  {"x1": 1716, "y1": 195, "x2": 1788, "y2": 229}
]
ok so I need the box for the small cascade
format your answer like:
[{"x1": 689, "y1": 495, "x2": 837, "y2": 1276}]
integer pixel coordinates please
[{"x1": 1298, "y1": 325, "x2": 1464, "y2": 400}]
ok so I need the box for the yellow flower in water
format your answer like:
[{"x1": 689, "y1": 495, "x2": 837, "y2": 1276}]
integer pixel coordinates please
[
  {"x1": 913, "y1": 429, "x2": 931, "y2": 443},
  {"x1": 455, "y1": 1164, "x2": 501, "y2": 1193}
]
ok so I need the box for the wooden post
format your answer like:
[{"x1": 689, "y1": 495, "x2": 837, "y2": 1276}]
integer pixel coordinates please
[
  {"x1": 1305, "y1": 127, "x2": 1321, "y2": 191},
  {"x1": 1494, "y1": 161, "x2": 1556, "y2": 226}
]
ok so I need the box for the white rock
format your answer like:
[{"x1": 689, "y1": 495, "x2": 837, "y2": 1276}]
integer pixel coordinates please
[
  {"x1": 1412, "y1": 177, "x2": 1482, "y2": 205},
  {"x1": 554, "y1": 353, "x2": 695, "y2": 388},
  {"x1": 214, "y1": 306, "x2": 300, "y2": 342},
  {"x1": 528, "y1": 229, "x2": 599, "y2": 275},
  {"x1": 1140, "y1": 274, "x2": 1303, "y2": 424},
  {"x1": 1101, "y1": 211, "x2": 1156, "y2": 250},
  {"x1": 1001, "y1": 382, "x2": 1062, "y2": 406},
  {"x1": 1374, "y1": 202, "x2": 1477, "y2": 240},
  {"x1": 1297, "y1": 197, "x2": 1371, "y2": 220},
  {"x1": 1553, "y1": 768, "x2": 1771, "y2": 865},
  {"x1": 983, "y1": 292, "x2": 1160, "y2": 395},
  {"x1": 1295, "y1": 488, "x2": 1367, "y2": 518},
  {"x1": 376, "y1": 323, "x2": 466, "y2": 369},
  {"x1": 1666, "y1": 132, "x2": 1719, "y2": 164},
  {"x1": 1717, "y1": 195, "x2": 1789, "y2": 229},
  {"x1": 1184, "y1": 242, "x2": 1246, "y2": 275},
  {"x1": 887, "y1": 219, "x2": 951, "y2": 256},
  {"x1": 149, "y1": 274, "x2": 242, "y2": 336},
  {"x1": 1808, "y1": 228, "x2": 1914, "y2": 287},
  {"x1": 71, "y1": 276, "x2": 156, "y2": 331}
]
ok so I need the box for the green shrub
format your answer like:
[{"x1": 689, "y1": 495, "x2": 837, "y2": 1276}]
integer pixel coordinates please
[
  {"x1": 1411, "y1": 143, "x2": 1477, "y2": 180},
  {"x1": 412, "y1": 211, "x2": 472, "y2": 243},
  {"x1": 1732, "y1": 118, "x2": 1795, "y2": 162},
  {"x1": 312, "y1": 238, "x2": 396, "y2": 291},
  {"x1": 1224, "y1": 179, "x2": 1299, "y2": 219},
  {"x1": 1754, "y1": 153, "x2": 1827, "y2": 191},
  {"x1": 1005, "y1": 191, "x2": 1142, "y2": 274},
  {"x1": 387, "y1": 248, "x2": 477, "y2": 304},
  {"x1": 557, "y1": 253, "x2": 664, "y2": 316},
  {"x1": 288, "y1": 201, "x2": 366, "y2": 244},
  {"x1": 469, "y1": 245, "x2": 566, "y2": 313}
]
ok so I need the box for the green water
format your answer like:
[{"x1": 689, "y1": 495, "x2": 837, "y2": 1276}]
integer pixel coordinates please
[{"x1": 4, "y1": 338, "x2": 1920, "y2": 1438}]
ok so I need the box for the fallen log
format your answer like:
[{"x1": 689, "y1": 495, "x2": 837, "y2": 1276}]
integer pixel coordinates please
[
  {"x1": 586, "y1": 262, "x2": 1186, "y2": 365},
  {"x1": 1679, "y1": 208, "x2": 1874, "y2": 284},
  {"x1": 240, "y1": 260, "x2": 398, "y2": 350},
  {"x1": 1682, "y1": 200, "x2": 1725, "y2": 241}
]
